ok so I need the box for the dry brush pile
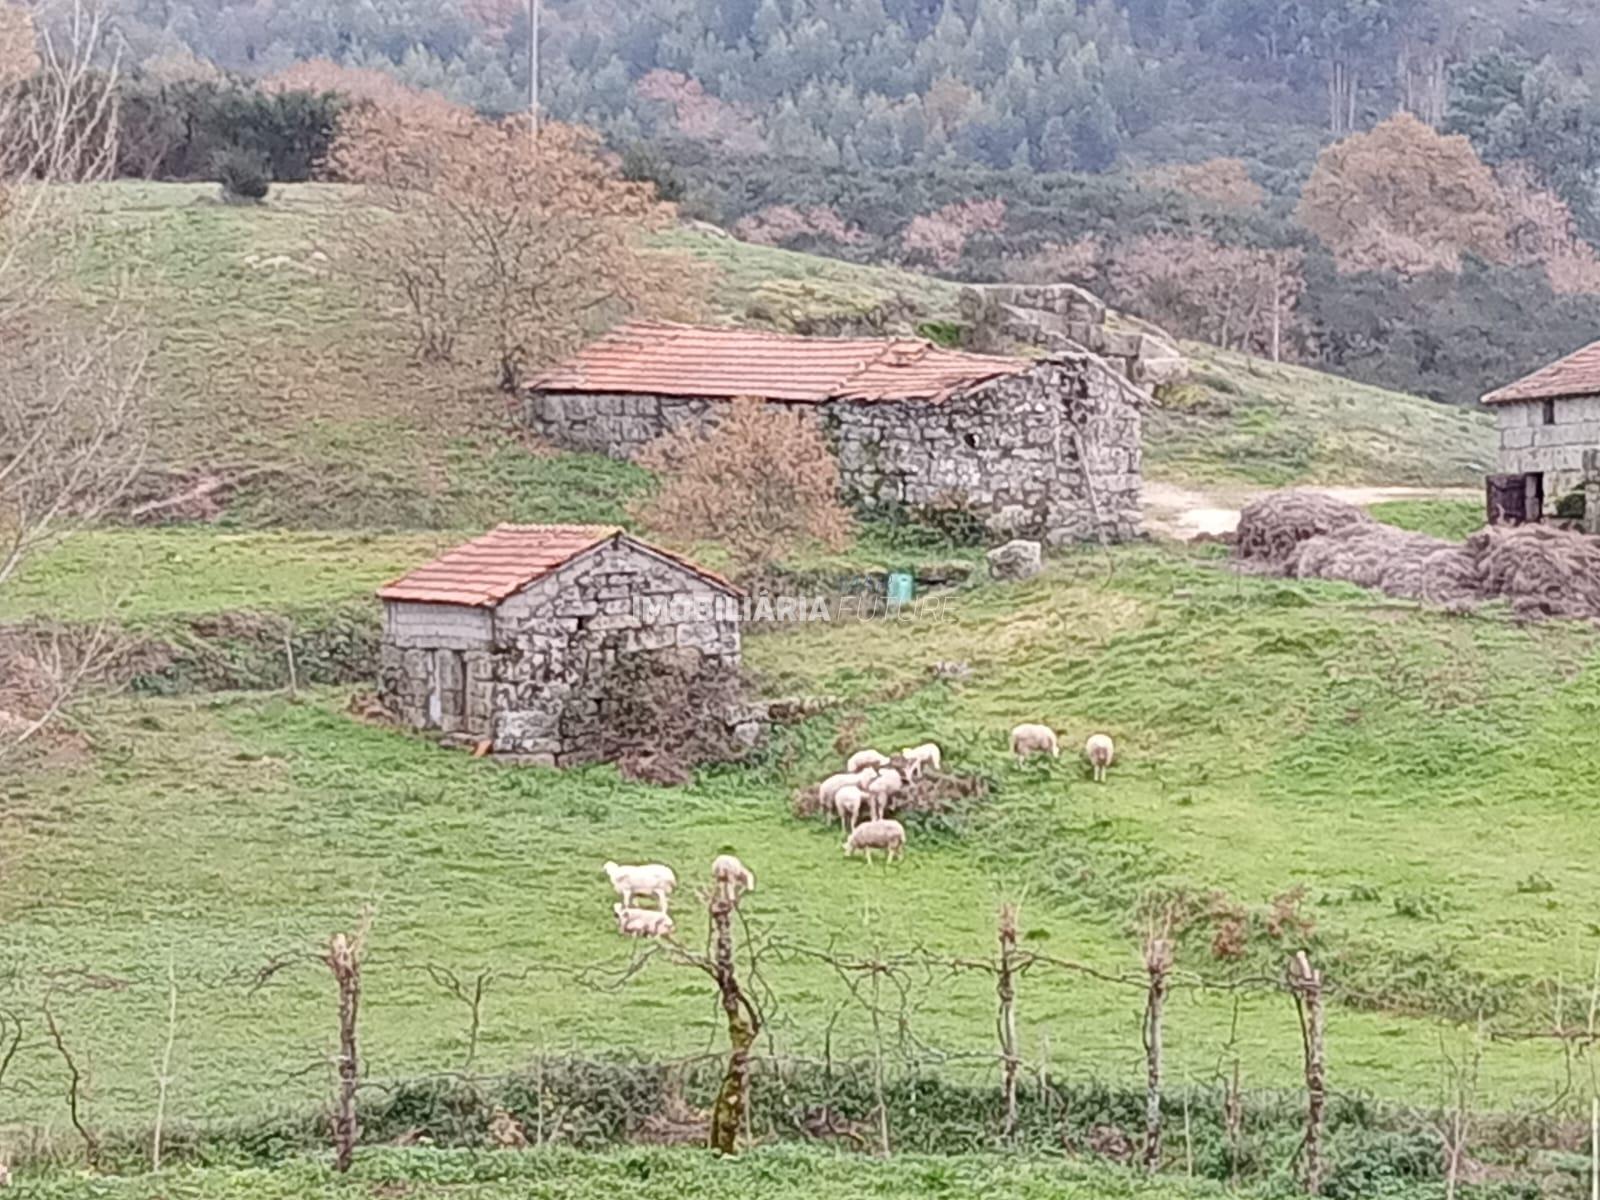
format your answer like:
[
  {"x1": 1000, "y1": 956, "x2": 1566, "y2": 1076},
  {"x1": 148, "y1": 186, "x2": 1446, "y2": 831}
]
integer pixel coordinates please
[{"x1": 1234, "y1": 491, "x2": 1600, "y2": 620}]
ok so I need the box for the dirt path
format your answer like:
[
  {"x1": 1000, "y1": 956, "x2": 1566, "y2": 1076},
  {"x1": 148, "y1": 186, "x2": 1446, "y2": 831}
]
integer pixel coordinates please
[{"x1": 1142, "y1": 480, "x2": 1481, "y2": 540}]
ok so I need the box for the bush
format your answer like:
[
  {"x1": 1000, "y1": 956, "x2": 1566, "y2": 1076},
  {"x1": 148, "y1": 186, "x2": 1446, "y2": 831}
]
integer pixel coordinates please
[{"x1": 215, "y1": 148, "x2": 270, "y2": 201}]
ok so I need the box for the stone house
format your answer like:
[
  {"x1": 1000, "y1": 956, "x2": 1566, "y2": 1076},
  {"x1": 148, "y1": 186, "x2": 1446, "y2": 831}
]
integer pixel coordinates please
[
  {"x1": 377, "y1": 524, "x2": 752, "y2": 766},
  {"x1": 525, "y1": 320, "x2": 1146, "y2": 544},
  {"x1": 1483, "y1": 339, "x2": 1600, "y2": 522}
]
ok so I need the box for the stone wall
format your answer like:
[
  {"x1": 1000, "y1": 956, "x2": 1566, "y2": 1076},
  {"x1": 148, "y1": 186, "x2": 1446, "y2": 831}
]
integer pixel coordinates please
[
  {"x1": 487, "y1": 541, "x2": 749, "y2": 766},
  {"x1": 831, "y1": 356, "x2": 1141, "y2": 543},
  {"x1": 959, "y1": 283, "x2": 1189, "y2": 388},
  {"x1": 524, "y1": 391, "x2": 719, "y2": 461},
  {"x1": 378, "y1": 604, "x2": 494, "y2": 736},
  {"x1": 1496, "y1": 395, "x2": 1600, "y2": 502}
]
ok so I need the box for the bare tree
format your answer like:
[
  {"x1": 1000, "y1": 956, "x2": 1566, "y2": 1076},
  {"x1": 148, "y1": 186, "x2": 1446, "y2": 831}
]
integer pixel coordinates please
[
  {"x1": 1287, "y1": 950, "x2": 1327, "y2": 1196},
  {"x1": 0, "y1": 0, "x2": 144, "y2": 761},
  {"x1": 323, "y1": 911, "x2": 374, "y2": 1173}
]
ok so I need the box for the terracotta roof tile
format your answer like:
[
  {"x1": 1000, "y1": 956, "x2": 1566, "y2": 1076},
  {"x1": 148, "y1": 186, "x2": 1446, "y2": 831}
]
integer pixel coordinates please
[
  {"x1": 1484, "y1": 339, "x2": 1600, "y2": 404},
  {"x1": 528, "y1": 321, "x2": 1030, "y2": 403},
  {"x1": 377, "y1": 525, "x2": 739, "y2": 608}
]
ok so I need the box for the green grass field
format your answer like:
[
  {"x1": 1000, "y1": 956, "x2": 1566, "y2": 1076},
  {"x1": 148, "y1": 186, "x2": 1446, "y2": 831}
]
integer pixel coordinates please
[{"x1": 8, "y1": 547, "x2": 1600, "y2": 1143}]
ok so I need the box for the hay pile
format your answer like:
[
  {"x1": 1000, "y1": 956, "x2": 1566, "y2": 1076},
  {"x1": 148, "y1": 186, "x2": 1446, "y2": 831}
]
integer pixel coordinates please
[
  {"x1": 1233, "y1": 491, "x2": 1600, "y2": 621},
  {"x1": 1234, "y1": 491, "x2": 1373, "y2": 563}
]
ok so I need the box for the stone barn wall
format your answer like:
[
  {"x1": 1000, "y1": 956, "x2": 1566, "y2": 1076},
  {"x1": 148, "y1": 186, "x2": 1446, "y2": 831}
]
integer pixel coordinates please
[
  {"x1": 526, "y1": 356, "x2": 1143, "y2": 544},
  {"x1": 487, "y1": 541, "x2": 746, "y2": 766},
  {"x1": 378, "y1": 605, "x2": 494, "y2": 736},
  {"x1": 1495, "y1": 394, "x2": 1600, "y2": 503},
  {"x1": 830, "y1": 357, "x2": 1141, "y2": 543}
]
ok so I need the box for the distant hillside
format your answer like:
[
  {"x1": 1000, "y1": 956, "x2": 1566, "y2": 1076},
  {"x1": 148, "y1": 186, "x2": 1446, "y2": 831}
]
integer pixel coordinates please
[{"x1": 76, "y1": 181, "x2": 1489, "y2": 530}]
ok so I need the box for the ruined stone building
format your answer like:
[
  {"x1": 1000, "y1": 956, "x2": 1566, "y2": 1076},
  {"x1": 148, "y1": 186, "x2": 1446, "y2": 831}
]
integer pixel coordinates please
[
  {"x1": 525, "y1": 319, "x2": 1147, "y2": 544},
  {"x1": 1483, "y1": 340, "x2": 1600, "y2": 522},
  {"x1": 377, "y1": 524, "x2": 750, "y2": 766}
]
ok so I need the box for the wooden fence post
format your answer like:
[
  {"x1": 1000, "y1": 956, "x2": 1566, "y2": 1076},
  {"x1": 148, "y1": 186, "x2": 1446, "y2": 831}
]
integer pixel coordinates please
[
  {"x1": 1143, "y1": 934, "x2": 1173, "y2": 1173},
  {"x1": 1288, "y1": 950, "x2": 1326, "y2": 1196},
  {"x1": 998, "y1": 904, "x2": 1020, "y2": 1138},
  {"x1": 324, "y1": 927, "x2": 366, "y2": 1173}
]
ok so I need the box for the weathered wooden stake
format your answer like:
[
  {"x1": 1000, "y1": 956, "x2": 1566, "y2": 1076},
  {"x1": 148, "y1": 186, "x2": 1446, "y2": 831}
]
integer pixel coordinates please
[
  {"x1": 998, "y1": 903, "x2": 1020, "y2": 1138},
  {"x1": 1288, "y1": 950, "x2": 1326, "y2": 1196},
  {"x1": 708, "y1": 894, "x2": 759, "y2": 1156},
  {"x1": 1142, "y1": 934, "x2": 1173, "y2": 1173},
  {"x1": 325, "y1": 928, "x2": 365, "y2": 1173}
]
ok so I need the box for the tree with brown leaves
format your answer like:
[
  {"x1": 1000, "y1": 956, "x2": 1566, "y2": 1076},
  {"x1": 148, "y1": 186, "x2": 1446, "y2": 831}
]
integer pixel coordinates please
[
  {"x1": 1296, "y1": 113, "x2": 1510, "y2": 277},
  {"x1": 327, "y1": 108, "x2": 698, "y2": 390},
  {"x1": 632, "y1": 398, "x2": 852, "y2": 570},
  {"x1": 1140, "y1": 158, "x2": 1265, "y2": 210}
]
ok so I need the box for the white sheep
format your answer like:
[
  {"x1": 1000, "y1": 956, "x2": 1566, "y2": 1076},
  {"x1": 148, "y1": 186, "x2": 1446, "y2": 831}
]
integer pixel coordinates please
[
  {"x1": 603, "y1": 861, "x2": 677, "y2": 912},
  {"x1": 818, "y1": 768, "x2": 876, "y2": 807},
  {"x1": 614, "y1": 903, "x2": 675, "y2": 939},
  {"x1": 834, "y1": 783, "x2": 867, "y2": 832},
  {"x1": 1010, "y1": 723, "x2": 1060, "y2": 762},
  {"x1": 1085, "y1": 733, "x2": 1115, "y2": 783},
  {"x1": 711, "y1": 853, "x2": 756, "y2": 902},
  {"x1": 846, "y1": 749, "x2": 891, "y2": 773},
  {"x1": 899, "y1": 743, "x2": 941, "y2": 779},
  {"x1": 843, "y1": 819, "x2": 906, "y2": 864},
  {"x1": 865, "y1": 767, "x2": 904, "y2": 822}
]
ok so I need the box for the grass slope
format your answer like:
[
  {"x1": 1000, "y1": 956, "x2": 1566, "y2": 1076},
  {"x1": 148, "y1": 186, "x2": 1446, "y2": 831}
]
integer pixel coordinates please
[
  {"x1": 1149, "y1": 345, "x2": 1494, "y2": 487},
  {"x1": 8, "y1": 548, "x2": 1600, "y2": 1133},
  {"x1": 68, "y1": 182, "x2": 1491, "y2": 534}
]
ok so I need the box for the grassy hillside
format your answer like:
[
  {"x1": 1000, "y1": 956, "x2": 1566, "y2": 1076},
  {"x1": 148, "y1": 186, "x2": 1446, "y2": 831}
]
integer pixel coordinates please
[
  {"x1": 67, "y1": 181, "x2": 1492, "y2": 534},
  {"x1": 8, "y1": 546, "x2": 1600, "y2": 1140}
]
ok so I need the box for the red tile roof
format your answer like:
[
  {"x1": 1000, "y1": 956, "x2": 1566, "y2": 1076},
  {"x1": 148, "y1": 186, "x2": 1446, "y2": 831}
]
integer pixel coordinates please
[
  {"x1": 529, "y1": 321, "x2": 1030, "y2": 403},
  {"x1": 377, "y1": 525, "x2": 738, "y2": 607},
  {"x1": 1484, "y1": 339, "x2": 1600, "y2": 404}
]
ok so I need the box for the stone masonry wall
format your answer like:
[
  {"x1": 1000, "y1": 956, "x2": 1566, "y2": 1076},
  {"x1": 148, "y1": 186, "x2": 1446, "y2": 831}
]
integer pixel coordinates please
[
  {"x1": 831, "y1": 356, "x2": 1141, "y2": 543},
  {"x1": 524, "y1": 391, "x2": 718, "y2": 460},
  {"x1": 488, "y1": 541, "x2": 746, "y2": 766},
  {"x1": 1496, "y1": 395, "x2": 1600, "y2": 504},
  {"x1": 378, "y1": 604, "x2": 494, "y2": 736}
]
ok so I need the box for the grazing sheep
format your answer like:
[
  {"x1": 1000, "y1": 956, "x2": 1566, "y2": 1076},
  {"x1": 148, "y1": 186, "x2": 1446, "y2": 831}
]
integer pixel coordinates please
[
  {"x1": 843, "y1": 819, "x2": 906, "y2": 864},
  {"x1": 834, "y1": 783, "x2": 867, "y2": 832},
  {"x1": 900, "y1": 743, "x2": 941, "y2": 779},
  {"x1": 603, "y1": 861, "x2": 677, "y2": 912},
  {"x1": 711, "y1": 853, "x2": 756, "y2": 902},
  {"x1": 847, "y1": 749, "x2": 891, "y2": 773},
  {"x1": 865, "y1": 767, "x2": 904, "y2": 821},
  {"x1": 1009, "y1": 723, "x2": 1060, "y2": 761},
  {"x1": 819, "y1": 768, "x2": 876, "y2": 807},
  {"x1": 614, "y1": 903, "x2": 675, "y2": 939},
  {"x1": 1085, "y1": 733, "x2": 1115, "y2": 783}
]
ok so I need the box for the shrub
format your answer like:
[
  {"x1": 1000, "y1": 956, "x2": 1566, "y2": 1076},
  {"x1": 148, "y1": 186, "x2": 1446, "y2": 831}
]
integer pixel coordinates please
[
  {"x1": 215, "y1": 148, "x2": 270, "y2": 202},
  {"x1": 633, "y1": 397, "x2": 853, "y2": 570}
]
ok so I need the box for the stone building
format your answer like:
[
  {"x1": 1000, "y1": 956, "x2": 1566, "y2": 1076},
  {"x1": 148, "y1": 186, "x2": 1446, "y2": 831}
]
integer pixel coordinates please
[
  {"x1": 1483, "y1": 339, "x2": 1600, "y2": 522},
  {"x1": 377, "y1": 524, "x2": 752, "y2": 766},
  {"x1": 526, "y1": 320, "x2": 1146, "y2": 544}
]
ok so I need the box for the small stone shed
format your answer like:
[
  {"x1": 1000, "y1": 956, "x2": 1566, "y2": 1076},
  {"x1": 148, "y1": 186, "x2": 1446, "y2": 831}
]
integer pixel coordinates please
[
  {"x1": 525, "y1": 321, "x2": 1145, "y2": 544},
  {"x1": 1483, "y1": 340, "x2": 1600, "y2": 522},
  {"x1": 377, "y1": 524, "x2": 748, "y2": 766}
]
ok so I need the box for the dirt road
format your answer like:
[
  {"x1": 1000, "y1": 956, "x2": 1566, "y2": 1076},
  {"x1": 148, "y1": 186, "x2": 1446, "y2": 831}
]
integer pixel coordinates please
[{"x1": 1141, "y1": 480, "x2": 1481, "y2": 540}]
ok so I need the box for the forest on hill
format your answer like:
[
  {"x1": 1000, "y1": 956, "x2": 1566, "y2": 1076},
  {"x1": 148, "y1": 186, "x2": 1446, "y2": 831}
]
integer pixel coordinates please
[{"x1": 57, "y1": 0, "x2": 1600, "y2": 400}]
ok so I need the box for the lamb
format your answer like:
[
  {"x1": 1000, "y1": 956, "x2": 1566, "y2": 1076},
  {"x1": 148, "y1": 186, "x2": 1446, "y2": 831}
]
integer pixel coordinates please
[
  {"x1": 614, "y1": 903, "x2": 675, "y2": 939},
  {"x1": 603, "y1": 861, "x2": 677, "y2": 912},
  {"x1": 711, "y1": 853, "x2": 756, "y2": 902},
  {"x1": 1085, "y1": 733, "x2": 1115, "y2": 783},
  {"x1": 833, "y1": 783, "x2": 867, "y2": 832},
  {"x1": 818, "y1": 768, "x2": 876, "y2": 807},
  {"x1": 1009, "y1": 723, "x2": 1060, "y2": 761},
  {"x1": 843, "y1": 819, "x2": 906, "y2": 864},
  {"x1": 899, "y1": 743, "x2": 941, "y2": 779},
  {"x1": 846, "y1": 749, "x2": 891, "y2": 773},
  {"x1": 865, "y1": 767, "x2": 904, "y2": 821}
]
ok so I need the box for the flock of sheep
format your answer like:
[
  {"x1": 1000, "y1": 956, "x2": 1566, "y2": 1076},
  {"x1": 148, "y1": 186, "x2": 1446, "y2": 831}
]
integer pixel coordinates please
[{"x1": 599, "y1": 723, "x2": 1115, "y2": 940}]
